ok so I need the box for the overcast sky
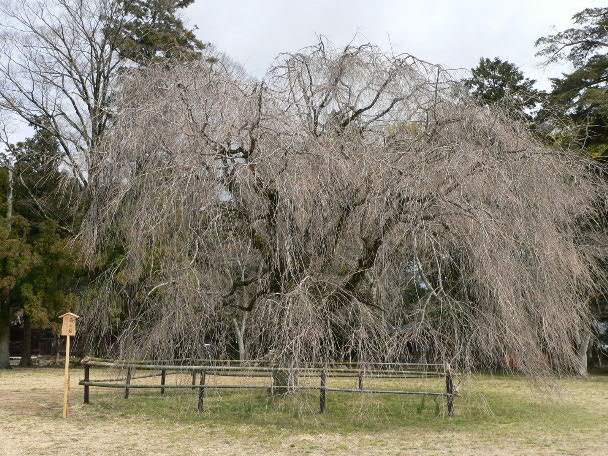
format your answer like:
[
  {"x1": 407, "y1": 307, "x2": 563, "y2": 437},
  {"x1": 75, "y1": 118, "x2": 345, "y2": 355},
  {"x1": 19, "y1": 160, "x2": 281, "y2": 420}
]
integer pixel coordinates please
[
  {"x1": 187, "y1": 0, "x2": 602, "y2": 90},
  {"x1": 1, "y1": 1, "x2": 602, "y2": 145}
]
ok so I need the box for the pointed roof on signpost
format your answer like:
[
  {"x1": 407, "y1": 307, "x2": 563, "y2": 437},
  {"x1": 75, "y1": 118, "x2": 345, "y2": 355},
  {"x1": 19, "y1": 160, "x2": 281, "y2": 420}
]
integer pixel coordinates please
[{"x1": 59, "y1": 312, "x2": 80, "y2": 319}]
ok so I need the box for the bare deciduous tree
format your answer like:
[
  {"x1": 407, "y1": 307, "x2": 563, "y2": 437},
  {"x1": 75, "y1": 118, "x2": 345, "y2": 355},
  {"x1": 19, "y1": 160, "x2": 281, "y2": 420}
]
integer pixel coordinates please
[
  {"x1": 0, "y1": 0, "x2": 129, "y2": 186},
  {"x1": 80, "y1": 41, "x2": 607, "y2": 376}
]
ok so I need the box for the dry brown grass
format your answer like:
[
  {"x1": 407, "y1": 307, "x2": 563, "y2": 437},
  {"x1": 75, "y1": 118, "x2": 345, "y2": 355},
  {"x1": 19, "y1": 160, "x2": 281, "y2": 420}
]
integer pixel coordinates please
[{"x1": 2, "y1": 367, "x2": 608, "y2": 455}]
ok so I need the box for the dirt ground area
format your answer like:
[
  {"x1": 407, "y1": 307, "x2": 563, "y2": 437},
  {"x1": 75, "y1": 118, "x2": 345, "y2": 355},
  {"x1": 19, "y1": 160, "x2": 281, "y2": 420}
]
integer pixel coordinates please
[{"x1": 1, "y1": 367, "x2": 607, "y2": 455}]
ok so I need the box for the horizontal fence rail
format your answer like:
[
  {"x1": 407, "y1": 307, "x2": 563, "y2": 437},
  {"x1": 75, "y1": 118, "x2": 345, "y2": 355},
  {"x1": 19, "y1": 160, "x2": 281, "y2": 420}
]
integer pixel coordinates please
[
  {"x1": 83, "y1": 358, "x2": 447, "y2": 368},
  {"x1": 79, "y1": 358, "x2": 457, "y2": 416}
]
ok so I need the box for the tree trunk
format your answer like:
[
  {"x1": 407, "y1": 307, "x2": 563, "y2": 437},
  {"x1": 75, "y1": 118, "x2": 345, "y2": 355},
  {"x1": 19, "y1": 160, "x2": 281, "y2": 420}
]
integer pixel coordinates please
[
  {"x1": 236, "y1": 328, "x2": 246, "y2": 361},
  {"x1": 1, "y1": 166, "x2": 13, "y2": 369},
  {"x1": 232, "y1": 313, "x2": 248, "y2": 361},
  {"x1": 55, "y1": 332, "x2": 61, "y2": 365},
  {"x1": 575, "y1": 328, "x2": 591, "y2": 377},
  {"x1": 0, "y1": 303, "x2": 11, "y2": 369},
  {"x1": 19, "y1": 313, "x2": 32, "y2": 367},
  {"x1": 271, "y1": 367, "x2": 298, "y2": 396}
]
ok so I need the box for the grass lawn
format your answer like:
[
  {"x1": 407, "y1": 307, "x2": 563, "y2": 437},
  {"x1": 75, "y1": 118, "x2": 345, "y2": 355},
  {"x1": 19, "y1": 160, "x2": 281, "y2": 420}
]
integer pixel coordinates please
[{"x1": 1, "y1": 366, "x2": 607, "y2": 455}]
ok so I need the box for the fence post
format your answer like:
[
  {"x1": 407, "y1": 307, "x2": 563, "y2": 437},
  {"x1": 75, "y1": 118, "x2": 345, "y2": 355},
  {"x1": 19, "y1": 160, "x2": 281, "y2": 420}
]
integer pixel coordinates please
[
  {"x1": 83, "y1": 364, "x2": 90, "y2": 404},
  {"x1": 124, "y1": 367, "x2": 132, "y2": 399},
  {"x1": 319, "y1": 369, "x2": 327, "y2": 413},
  {"x1": 160, "y1": 369, "x2": 166, "y2": 395},
  {"x1": 191, "y1": 370, "x2": 197, "y2": 390},
  {"x1": 445, "y1": 363, "x2": 454, "y2": 417},
  {"x1": 197, "y1": 370, "x2": 206, "y2": 413},
  {"x1": 358, "y1": 370, "x2": 364, "y2": 390}
]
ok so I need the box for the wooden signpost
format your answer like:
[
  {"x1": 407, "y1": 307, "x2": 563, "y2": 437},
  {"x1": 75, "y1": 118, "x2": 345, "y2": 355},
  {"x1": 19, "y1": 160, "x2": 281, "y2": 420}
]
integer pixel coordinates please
[{"x1": 59, "y1": 312, "x2": 79, "y2": 418}]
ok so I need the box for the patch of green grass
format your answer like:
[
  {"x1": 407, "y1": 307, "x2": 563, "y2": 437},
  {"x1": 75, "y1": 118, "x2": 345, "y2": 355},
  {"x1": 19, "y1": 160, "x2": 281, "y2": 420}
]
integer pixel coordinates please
[{"x1": 80, "y1": 372, "x2": 608, "y2": 440}]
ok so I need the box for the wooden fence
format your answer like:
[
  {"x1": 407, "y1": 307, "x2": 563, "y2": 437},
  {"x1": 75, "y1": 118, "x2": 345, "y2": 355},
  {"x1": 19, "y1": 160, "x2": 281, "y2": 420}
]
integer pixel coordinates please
[{"x1": 79, "y1": 358, "x2": 457, "y2": 416}]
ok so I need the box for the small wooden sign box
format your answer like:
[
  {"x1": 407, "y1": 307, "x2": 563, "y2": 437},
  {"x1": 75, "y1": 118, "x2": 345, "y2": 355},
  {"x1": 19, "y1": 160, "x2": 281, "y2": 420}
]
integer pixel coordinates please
[{"x1": 59, "y1": 312, "x2": 79, "y2": 418}]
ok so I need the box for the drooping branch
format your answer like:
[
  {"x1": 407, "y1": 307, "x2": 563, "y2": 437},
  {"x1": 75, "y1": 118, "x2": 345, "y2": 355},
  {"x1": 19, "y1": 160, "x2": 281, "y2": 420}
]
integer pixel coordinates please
[{"x1": 79, "y1": 41, "x2": 607, "y2": 377}]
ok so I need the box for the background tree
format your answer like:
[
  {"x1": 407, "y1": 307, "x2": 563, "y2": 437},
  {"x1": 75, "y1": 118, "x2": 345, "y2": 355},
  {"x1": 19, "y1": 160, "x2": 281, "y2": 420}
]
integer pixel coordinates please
[
  {"x1": 0, "y1": 0, "x2": 131, "y2": 186},
  {"x1": 13, "y1": 222, "x2": 81, "y2": 366},
  {"x1": 536, "y1": 7, "x2": 608, "y2": 373},
  {"x1": 9, "y1": 125, "x2": 81, "y2": 234},
  {"x1": 0, "y1": 0, "x2": 206, "y2": 365},
  {"x1": 110, "y1": 0, "x2": 205, "y2": 65},
  {"x1": 0, "y1": 125, "x2": 82, "y2": 367},
  {"x1": 0, "y1": 0, "x2": 206, "y2": 188},
  {"x1": 464, "y1": 57, "x2": 541, "y2": 117},
  {"x1": 0, "y1": 186, "x2": 35, "y2": 368},
  {"x1": 536, "y1": 7, "x2": 608, "y2": 159}
]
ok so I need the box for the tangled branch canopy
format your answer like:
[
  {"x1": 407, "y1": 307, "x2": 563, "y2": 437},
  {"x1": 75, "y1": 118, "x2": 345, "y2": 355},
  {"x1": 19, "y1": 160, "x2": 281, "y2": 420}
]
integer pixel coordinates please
[{"x1": 81, "y1": 41, "x2": 607, "y2": 375}]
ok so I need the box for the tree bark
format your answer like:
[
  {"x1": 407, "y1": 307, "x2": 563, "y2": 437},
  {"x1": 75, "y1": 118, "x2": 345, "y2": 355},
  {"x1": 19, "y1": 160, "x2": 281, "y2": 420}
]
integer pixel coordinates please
[
  {"x1": 233, "y1": 313, "x2": 248, "y2": 361},
  {"x1": 271, "y1": 368, "x2": 298, "y2": 396},
  {"x1": 1, "y1": 164, "x2": 13, "y2": 368},
  {"x1": 19, "y1": 313, "x2": 32, "y2": 367},
  {"x1": 0, "y1": 303, "x2": 11, "y2": 369}
]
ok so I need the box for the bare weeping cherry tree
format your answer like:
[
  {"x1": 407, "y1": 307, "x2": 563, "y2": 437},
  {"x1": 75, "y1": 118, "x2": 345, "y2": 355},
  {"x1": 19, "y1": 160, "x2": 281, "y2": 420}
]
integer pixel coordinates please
[{"x1": 80, "y1": 40, "x2": 607, "y2": 378}]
